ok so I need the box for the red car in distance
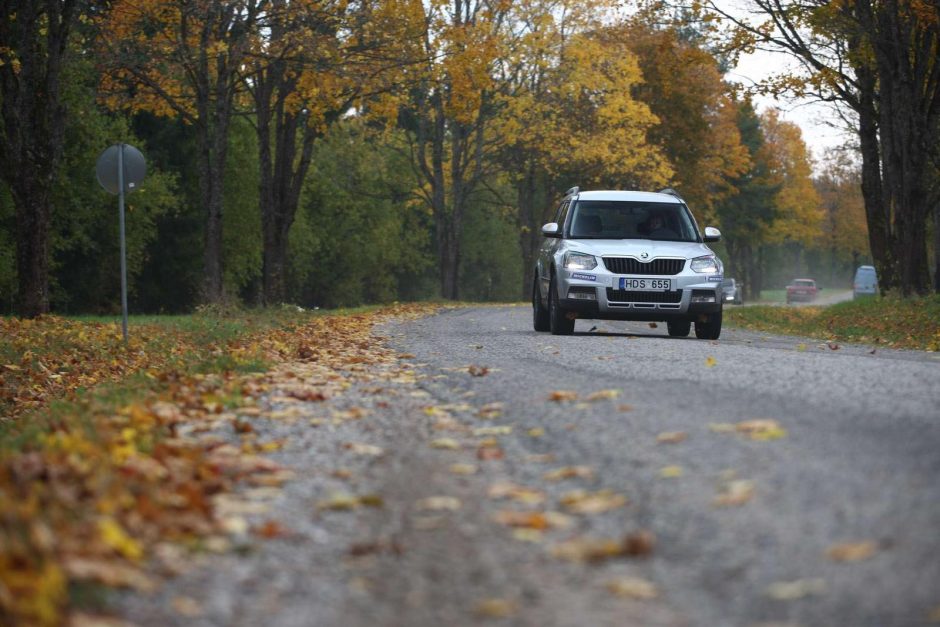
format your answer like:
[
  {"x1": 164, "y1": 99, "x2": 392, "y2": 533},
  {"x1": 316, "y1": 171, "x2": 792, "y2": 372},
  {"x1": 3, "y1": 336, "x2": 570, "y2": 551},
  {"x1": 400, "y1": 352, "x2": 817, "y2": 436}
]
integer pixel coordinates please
[{"x1": 786, "y1": 278, "x2": 819, "y2": 304}]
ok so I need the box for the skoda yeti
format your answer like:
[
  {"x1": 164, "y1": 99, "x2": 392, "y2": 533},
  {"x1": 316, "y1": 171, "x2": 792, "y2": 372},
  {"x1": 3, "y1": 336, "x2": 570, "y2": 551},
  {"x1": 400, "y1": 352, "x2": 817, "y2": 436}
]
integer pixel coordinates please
[{"x1": 532, "y1": 188, "x2": 725, "y2": 339}]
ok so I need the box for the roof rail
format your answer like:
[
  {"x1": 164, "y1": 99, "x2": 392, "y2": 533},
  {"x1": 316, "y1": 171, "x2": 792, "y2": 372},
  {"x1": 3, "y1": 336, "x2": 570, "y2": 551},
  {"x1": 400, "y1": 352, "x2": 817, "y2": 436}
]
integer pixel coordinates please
[
  {"x1": 564, "y1": 186, "x2": 580, "y2": 197},
  {"x1": 658, "y1": 187, "x2": 683, "y2": 200}
]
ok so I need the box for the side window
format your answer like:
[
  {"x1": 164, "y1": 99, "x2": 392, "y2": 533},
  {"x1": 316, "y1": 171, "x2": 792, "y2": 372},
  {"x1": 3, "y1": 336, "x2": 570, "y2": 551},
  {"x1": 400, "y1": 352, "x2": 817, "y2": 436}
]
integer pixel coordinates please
[{"x1": 555, "y1": 201, "x2": 572, "y2": 235}]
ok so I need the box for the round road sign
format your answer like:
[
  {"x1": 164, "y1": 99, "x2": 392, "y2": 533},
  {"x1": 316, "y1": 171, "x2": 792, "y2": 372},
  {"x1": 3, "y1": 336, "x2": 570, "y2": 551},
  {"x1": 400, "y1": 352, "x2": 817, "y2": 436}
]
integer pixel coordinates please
[{"x1": 96, "y1": 144, "x2": 146, "y2": 195}]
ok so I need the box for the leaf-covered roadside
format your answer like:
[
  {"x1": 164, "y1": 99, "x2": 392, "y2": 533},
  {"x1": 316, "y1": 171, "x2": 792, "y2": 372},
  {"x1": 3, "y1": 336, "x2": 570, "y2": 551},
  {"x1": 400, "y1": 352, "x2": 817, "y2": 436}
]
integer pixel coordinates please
[
  {"x1": 0, "y1": 305, "x2": 437, "y2": 625},
  {"x1": 725, "y1": 296, "x2": 940, "y2": 351}
]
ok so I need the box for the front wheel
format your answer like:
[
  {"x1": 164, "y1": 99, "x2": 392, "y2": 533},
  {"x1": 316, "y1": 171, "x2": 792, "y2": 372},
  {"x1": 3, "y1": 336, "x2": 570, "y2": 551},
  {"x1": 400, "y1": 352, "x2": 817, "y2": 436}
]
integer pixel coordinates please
[
  {"x1": 532, "y1": 276, "x2": 550, "y2": 332},
  {"x1": 667, "y1": 320, "x2": 691, "y2": 337},
  {"x1": 694, "y1": 309, "x2": 722, "y2": 340},
  {"x1": 549, "y1": 275, "x2": 575, "y2": 335}
]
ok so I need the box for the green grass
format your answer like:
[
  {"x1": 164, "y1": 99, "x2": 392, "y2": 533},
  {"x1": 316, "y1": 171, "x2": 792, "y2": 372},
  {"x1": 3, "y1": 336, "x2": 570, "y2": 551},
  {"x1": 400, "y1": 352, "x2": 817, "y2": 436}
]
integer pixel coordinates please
[{"x1": 725, "y1": 295, "x2": 940, "y2": 350}]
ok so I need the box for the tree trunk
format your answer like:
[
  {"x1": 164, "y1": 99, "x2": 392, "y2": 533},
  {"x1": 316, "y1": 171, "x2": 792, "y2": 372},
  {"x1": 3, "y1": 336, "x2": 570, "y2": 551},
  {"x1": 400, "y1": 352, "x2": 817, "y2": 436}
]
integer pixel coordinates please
[
  {"x1": 0, "y1": 1, "x2": 78, "y2": 317},
  {"x1": 11, "y1": 183, "x2": 52, "y2": 316}
]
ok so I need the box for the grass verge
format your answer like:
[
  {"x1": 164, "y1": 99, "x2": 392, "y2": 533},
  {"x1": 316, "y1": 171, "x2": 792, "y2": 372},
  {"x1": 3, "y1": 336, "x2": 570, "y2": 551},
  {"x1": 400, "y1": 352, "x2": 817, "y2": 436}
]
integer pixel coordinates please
[
  {"x1": 0, "y1": 303, "x2": 426, "y2": 625},
  {"x1": 725, "y1": 296, "x2": 940, "y2": 351}
]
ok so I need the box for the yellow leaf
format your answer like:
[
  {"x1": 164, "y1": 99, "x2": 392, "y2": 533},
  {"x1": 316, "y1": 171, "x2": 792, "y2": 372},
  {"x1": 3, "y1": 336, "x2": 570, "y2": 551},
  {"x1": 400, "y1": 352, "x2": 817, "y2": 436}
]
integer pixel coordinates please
[
  {"x1": 736, "y1": 419, "x2": 787, "y2": 440},
  {"x1": 415, "y1": 496, "x2": 461, "y2": 511},
  {"x1": 548, "y1": 390, "x2": 578, "y2": 402},
  {"x1": 430, "y1": 438, "x2": 461, "y2": 450},
  {"x1": 543, "y1": 466, "x2": 595, "y2": 481},
  {"x1": 527, "y1": 427, "x2": 545, "y2": 437},
  {"x1": 659, "y1": 465, "x2": 684, "y2": 478},
  {"x1": 560, "y1": 489, "x2": 627, "y2": 514},
  {"x1": 449, "y1": 463, "x2": 478, "y2": 475},
  {"x1": 475, "y1": 598, "x2": 517, "y2": 618},
  {"x1": 606, "y1": 576, "x2": 659, "y2": 599},
  {"x1": 98, "y1": 518, "x2": 143, "y2": 561},
  {"x1": 826, "y1": 541, "x2": 878, "y2": 562},
  {"x1": 705, "y1": 356, "x2": 717, "y2": 367},
  {"x1": 585, "y1": 389, "x2": 620, "y2": 401}
]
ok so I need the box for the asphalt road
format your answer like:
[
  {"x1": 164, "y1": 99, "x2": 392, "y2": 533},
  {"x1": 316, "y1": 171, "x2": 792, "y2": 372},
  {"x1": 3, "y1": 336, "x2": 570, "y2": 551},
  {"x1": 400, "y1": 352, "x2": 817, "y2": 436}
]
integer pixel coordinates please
[{"x1": 121, "y1": 305, "x2": 940, "y2": 627}]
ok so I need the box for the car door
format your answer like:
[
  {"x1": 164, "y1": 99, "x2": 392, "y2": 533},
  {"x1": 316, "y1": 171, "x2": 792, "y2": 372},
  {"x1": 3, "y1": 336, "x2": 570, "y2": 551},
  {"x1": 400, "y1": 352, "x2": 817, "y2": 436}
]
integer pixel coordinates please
[{"x1": 537, "y1": 200, "x2": 570, "y2": 295}]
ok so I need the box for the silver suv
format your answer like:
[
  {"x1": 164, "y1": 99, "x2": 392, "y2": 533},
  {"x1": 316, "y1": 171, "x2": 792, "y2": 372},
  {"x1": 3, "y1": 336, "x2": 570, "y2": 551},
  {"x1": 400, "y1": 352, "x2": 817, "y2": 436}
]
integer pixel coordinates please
[{"x1": 532, "y1": 188, "x2": 725, "y2": 339}]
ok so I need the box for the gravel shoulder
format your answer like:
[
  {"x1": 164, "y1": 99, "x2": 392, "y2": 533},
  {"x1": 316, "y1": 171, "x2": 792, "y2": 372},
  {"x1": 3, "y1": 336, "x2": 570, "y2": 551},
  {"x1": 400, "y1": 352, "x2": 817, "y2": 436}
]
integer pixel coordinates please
[{"x1": 119, "y1": 305, "x2": 940, "y2": 627}]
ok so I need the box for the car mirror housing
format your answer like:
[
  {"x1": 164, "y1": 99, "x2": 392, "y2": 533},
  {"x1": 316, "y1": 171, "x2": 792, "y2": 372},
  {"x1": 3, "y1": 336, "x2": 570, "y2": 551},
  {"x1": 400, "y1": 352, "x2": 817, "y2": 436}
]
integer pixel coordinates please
[
  {"x1": 541, "y1": 222, "x2": 561, "y2": 238},
  {"x1": 703, "y1": 226, "x2": 721, "y2": 242}
]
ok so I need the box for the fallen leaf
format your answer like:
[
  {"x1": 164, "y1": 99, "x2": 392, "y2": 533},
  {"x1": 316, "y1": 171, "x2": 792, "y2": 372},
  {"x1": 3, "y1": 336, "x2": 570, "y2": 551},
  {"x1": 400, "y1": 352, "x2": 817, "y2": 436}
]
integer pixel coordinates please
[
  {"x1": 477, "y1": 445, "x2": 504, "y2": 460},
  {"x1": 550, "y1": 531, "x2": 653, "y2": 563},
  {"x1": 415, "y1": 496, "x2": 461, "y2": 512},
  {"x1": 548, "y1": 390, "x2": 578, "y2": 402},
  {"x1": 543, "y1": 466, "x2": 595, "y2": 481},
  {"x1": 560, "y1": 489, "x2": 627, "y2": 514},
  {"x1": 714, "y1": 480, "x2": 755, "y2": 506},
  {"x1": 765, "y1": 578, "x2": 827, "y2": 600},
  {"x1": 430, "y1": 438, "x2": 461, "y2": 450},
  {"x1": 251, "y1": 520, "x2": 292, "y2": 539},
  {"x1": 488, "y1": 481, "x2": 545, "y2": 505},
  {"x1": 736, "y1": 419, "x2": 787, "y2": 440},
  {"x1": 797, "y1": 343, "x2": 808, "y2": 351},
  {"x1": 524, "y1": 453, "x2": 556, "y2": 463},
  {"x1": 657, "y1": 431, "x2": 687, "y2": 444},
  {"x1": 606, "y1": 577, "x2": 658, "y2": 599},
  {"x1": 648, "y1": 322, "x2": 658, "y2": 329},
  {"x1": 826, "y1": 540, "x2": 878, "y2": 562},
  {"x1": 659, "y1": 465, "x2": 684, "y2": 478},
  {"x1": 477, "y1": 402, "x2": 504, "y2": 419},
  {"x1": 475, "y1": 598, "x2": 517, "y2": 618},
  {"x1": 705, "y1": 356, "x2": 717, "y2": 367},
  {"x1": 827, "y1": 342, "x2": 841, "y2": 350},
  {"x1": 468, "y1": 365, "x2": 490, "y2": 377},
  {"x1": 586, "y1": 389, "x2": 620, "y2": 401},
  {"x1": 449, "y1": 463, "x2": 478, "y2": 475},
  {"x1": 617, "y1": 404, "x2": 634, "y2": 412},
  {"x1": 343, "y1": 442, "x2": 384, "y2": 456},
  {"x1": 473, "y1": 425, "x2": 512, "y2": 436},
  {"x1": 527, "y1": 427, "x2": 545, "y2": 437},
  {"x1": 317, "y1": 492, "x2": 361, "y2": 511}
]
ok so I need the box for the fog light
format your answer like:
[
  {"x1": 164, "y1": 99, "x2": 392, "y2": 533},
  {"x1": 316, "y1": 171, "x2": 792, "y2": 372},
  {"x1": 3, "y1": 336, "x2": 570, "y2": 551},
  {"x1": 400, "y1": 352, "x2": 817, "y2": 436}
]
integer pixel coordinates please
[
  {"x1": 691, "y1": 289, "x2": 716, "y2": 303},
  {"x1": 568, "y1": 286, "x2": 597, "y2": 300}
]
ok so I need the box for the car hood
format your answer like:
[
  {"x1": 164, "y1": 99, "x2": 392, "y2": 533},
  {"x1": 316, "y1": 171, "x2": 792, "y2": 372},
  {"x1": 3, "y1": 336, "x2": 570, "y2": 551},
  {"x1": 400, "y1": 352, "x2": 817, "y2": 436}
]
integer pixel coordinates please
[{"x1": 565, "y1": 239, "x2": 715, "y2": 260}]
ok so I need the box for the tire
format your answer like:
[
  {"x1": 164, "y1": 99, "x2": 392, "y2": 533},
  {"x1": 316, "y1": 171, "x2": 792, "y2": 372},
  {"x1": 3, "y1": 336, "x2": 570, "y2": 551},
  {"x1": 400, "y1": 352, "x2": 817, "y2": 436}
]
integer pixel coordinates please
[
  {"x1": 667, "y1": 320, "x2": 691, "y2": 337},
  {"x1": 549, "y1": 274, "x2": 575, "y2": 335},
  {"x1": 694, "y1": 309, "x2": 722, "y2": 340},
  {"x1": 532, "y1": 276, "x2": 550, "y2": 332}
]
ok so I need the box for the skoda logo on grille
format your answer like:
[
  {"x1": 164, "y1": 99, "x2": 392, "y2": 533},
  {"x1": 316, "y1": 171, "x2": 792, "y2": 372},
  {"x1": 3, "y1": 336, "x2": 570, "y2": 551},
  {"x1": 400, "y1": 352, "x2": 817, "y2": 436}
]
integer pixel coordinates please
[{"x1": 640, "y1": 252, "x2": 649, "y2": 259}]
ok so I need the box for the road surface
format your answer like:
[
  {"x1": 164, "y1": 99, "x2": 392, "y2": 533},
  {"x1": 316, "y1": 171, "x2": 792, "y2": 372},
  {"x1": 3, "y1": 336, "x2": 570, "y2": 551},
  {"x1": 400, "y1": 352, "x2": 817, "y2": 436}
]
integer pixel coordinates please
[{"x1": 121, "y1": 305, "x2": 940, "y2": 627}]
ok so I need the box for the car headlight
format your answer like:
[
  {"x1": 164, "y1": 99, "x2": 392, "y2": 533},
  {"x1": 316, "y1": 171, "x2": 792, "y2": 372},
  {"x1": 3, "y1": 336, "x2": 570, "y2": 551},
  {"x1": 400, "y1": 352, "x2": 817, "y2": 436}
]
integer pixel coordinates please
[
  {"x1": 690, "y1": 255, "x2": 719, "y2": 273},
  {"x1": 564, "y1": 252, "x2": 597, "y2": 271}
]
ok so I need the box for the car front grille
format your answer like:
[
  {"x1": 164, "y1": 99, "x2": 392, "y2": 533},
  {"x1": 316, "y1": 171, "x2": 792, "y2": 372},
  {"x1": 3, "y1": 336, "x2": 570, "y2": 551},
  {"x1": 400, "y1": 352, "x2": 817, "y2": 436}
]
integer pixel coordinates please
[
  {"x1": 602, "y1": 257, "x2": 685, "y2": 275},
  {"x1": 606, "y1": 289, "x2": 683, "y2": 304}
]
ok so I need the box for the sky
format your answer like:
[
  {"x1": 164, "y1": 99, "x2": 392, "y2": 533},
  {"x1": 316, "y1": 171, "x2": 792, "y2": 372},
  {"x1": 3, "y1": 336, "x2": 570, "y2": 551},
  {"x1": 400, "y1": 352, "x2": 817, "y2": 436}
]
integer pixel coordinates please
[{"x1": 717, "y1": 1, "x2": 854, "y2": 168}]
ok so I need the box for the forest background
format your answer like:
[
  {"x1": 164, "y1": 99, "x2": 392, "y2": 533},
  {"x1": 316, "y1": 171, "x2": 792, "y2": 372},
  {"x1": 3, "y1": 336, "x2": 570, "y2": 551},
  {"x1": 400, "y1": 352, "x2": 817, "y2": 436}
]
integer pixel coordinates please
[{"x1": 1, "y1": 0, "x2": 935, "y2": 316}]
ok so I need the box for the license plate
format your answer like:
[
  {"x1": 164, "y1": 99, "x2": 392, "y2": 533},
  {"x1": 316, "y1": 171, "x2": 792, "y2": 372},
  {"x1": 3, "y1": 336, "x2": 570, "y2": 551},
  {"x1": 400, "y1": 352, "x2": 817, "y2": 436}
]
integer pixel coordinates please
[{"x1": 619, "y1": 277, "x2": 673, "y2": 291}]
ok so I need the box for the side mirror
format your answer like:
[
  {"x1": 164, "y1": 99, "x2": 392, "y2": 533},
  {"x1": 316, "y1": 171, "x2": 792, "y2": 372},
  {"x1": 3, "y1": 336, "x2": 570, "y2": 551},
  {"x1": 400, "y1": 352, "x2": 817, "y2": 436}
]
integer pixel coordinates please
[
  {"x1": 541, "y1": 222, "x2": 561, "y2": 238},
  {"x1": 703, "y1": 226, "x2": 721, "y2": 242}
]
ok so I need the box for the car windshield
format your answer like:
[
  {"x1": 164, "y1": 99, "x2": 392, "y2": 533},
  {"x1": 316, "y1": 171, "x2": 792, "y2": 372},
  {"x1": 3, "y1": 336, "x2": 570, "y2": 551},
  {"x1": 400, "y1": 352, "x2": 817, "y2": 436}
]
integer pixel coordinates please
[
  {"x1": 794, "y1": 280, "x2": 814, "y2": 287},
  {"x1": 568, "y1": 201, "x2": 699, "y2": 242}
]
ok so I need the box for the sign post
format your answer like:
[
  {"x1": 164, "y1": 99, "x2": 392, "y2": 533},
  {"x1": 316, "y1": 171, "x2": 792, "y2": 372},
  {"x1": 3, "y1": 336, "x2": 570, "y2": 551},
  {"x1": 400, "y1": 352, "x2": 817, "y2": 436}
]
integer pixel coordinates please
[{"x1": 96, "y1": 144, "x2": 146, "y2": 345}]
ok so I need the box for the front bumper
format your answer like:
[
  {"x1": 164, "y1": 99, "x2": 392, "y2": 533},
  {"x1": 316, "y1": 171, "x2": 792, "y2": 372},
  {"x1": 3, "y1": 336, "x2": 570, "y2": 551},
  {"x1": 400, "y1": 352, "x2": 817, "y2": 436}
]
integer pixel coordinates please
[{"x1": 556, "y1": 267, "x2": 722, "y2": 320}]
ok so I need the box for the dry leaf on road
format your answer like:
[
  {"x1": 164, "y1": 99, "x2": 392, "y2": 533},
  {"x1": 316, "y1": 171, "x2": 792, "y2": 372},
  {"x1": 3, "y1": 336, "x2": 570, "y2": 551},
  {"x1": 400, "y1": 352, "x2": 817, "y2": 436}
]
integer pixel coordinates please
[
  {"x1": 560, "y1": 489, "x2": 627, "y2": 514},
  {"x1": 826, "y1": 540, "x2": 878, "y2": 562},
  {"x1": 543, "y1": 466, "x2": 595, "y2": 481},
  {"x1": 765, "y1": 578, "x2": 827, "y2": 600},
  {"x1": 714, "y1": 480, "x2": 755, "y2": 506},
  {"x1": 606, "y1": 577, "x2": 659, "y2": 599},
  {"x1": 475, "y1": 598, "x2": 517, "y2": 618},
  {"x1": 736, "y1": 419, "x2": 787, "y2": 440},
  {"x1": 415, "y1": 496, "x2": 462, "y2": 512},
  {"x1": 657, "y1": 431, "x2": 688, "y2": 444},
  {"x1": 548, "y1": 390, "x2": 578, "y2": 402}
]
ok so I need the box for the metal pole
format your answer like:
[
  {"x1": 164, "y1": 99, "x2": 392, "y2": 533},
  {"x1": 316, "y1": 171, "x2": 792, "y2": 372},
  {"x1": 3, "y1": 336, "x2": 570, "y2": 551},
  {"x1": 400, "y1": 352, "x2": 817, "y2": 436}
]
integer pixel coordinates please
[{"x1": 118, "y1": 144, "x2": 129, "y2": 345}]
